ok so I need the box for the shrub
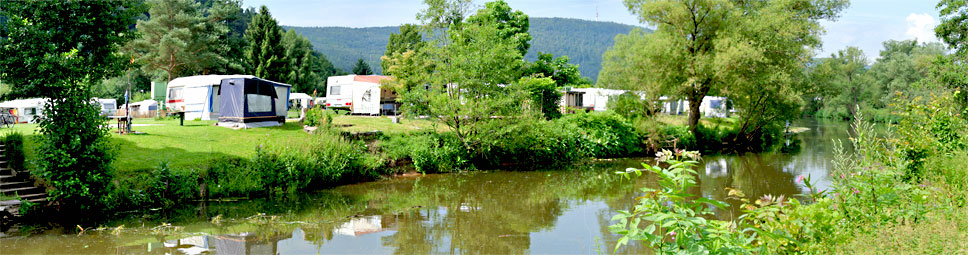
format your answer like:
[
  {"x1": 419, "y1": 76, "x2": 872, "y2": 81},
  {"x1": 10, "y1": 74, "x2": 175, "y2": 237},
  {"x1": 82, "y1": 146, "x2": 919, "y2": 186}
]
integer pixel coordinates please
[
  {"x1": 205, "y1": 157, "x2": 261, "y2": 197},
  {"x1": 2, "y1": 132, "x2": 25, "y2": 172},
  {"x1": 608, "y1": 92, "x2": 656, "y2": 119},
  {"x1": 33, "y1": 92, "x2": 116, "y2": 216},
  {"x1": 661, "y1": 125, "x2": 695, "y2": 149},
  {"x1": 558, "y1": 112, "x2": 642, "y2": 158},
  {"x1": 475, "y1": 117, "x2": 587, "y2": 169},
  {"x1": 611, "y1": 150, "x2": 754, "y2": 254},
  {"x1": 380, "y1": 132, "x2": 468, "y2": 173},
  {"x1": 304, "y1": 108, "x2": 335, "y2": 128},
  {"x1": 113, "y1": 162, "x2": 199, "y2": 209}
]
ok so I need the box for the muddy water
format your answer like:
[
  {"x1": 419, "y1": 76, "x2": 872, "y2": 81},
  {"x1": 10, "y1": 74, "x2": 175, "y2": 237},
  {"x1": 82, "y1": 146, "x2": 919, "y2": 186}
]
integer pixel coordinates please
[{"x1": 0, "y1": 119, "x2": 850, "y2": 254}]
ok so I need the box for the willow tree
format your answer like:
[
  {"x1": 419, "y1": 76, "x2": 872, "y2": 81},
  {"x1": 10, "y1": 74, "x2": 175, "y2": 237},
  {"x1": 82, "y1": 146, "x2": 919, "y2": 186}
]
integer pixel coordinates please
[{"x1": 622, "y1": 0, "x2": 848, "y2": 143}]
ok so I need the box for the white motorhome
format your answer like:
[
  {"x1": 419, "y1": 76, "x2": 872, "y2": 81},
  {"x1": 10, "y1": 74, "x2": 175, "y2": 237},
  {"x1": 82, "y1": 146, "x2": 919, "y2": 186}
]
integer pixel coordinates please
[
  {"x1": 325, "y1": 75, "x2": 394, "y2": 115},
  {"x1": 166, "y1": 75, "x2": 255, "y2": 120}
]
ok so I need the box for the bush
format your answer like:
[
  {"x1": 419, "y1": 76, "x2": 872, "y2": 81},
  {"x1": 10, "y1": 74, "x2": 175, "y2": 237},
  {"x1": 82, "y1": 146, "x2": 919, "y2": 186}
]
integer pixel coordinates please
[
  {"x1": 661, "y1": 125, "x2": 695, "y2": 149},
  {"x1": 475, "y1": 117, "x2": 587, "y2": 169},
  {"x1": 113, "y1": 162, "x2": 199, "y2": 209},
  {"x1": 380, "y1": 132, "x2": 468, "y2": 173},
  {"x1": 304, "y1": 108, "x2": 335, "y2": 127},
  {"x1": 557, "y1": 112, "x2": 642, "y2": 158},
  {"x1": 2, "y1": 132, "x2": 25, "y2": 172},
  {"x1": 206, "y1": 131, "x2": 380, "y2": 196},
  {"x1": 608, "y1": 92, "x2": 656, "y2": 119},
  {"x1": 205, "y1": 157, "x2": 261, "y2": 197}
]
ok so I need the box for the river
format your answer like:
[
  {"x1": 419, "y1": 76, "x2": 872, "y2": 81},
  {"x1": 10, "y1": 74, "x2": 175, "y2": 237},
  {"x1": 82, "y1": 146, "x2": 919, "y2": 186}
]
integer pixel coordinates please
[{"x1": 0, "y1": 119, "x2": 851, "y2": 254}]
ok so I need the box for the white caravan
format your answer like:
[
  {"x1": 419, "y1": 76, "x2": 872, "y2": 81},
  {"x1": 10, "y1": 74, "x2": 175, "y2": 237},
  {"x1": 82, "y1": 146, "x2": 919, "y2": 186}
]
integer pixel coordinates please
[{"x1": 325, "y1": 75, "x2": 392, "y2": 115}]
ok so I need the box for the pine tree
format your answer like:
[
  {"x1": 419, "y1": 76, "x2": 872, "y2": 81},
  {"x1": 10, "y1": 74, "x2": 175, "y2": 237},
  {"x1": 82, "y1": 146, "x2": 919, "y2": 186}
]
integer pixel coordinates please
[
  {"x1": 352, "y1": 58, "x2": 374, "y2": 75},
  {"x1": 245, "y1": 5, "x2": 286, "y2": 81},
  {"x1": 127, "y1": 0, "x2": 227, "y2": 82}
]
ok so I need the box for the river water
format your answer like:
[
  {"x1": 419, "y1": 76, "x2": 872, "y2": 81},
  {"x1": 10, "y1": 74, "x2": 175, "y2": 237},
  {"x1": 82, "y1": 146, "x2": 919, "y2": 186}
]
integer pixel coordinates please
[{"x1": 0, "y1": 119, "x2": 851, "y2": 254}]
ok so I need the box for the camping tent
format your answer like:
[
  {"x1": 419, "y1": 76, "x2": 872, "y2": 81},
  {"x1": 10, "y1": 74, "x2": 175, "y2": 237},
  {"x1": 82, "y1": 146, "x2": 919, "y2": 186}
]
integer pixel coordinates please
[
  {"x1": 289, "y1": 93, "x2": 313, "y2": 109},
  {"x1": 217, "y1": 77, "x2": 291, "y2": 128},
  {"x1": 167, "y1": 75, "x2": 256, "y2": 120}
]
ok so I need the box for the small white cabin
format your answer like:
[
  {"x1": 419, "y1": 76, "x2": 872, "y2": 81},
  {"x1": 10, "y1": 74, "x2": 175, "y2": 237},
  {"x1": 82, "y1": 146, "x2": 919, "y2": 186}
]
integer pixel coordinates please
[{"x1": 325, "y1": 75, "x2": 394, "y2": 115}]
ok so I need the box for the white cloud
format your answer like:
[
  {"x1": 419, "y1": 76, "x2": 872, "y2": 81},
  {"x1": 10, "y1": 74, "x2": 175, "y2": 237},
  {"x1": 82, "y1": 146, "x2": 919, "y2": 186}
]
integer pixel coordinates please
[{"x1": 905, "y1": 13, "x2": 938, "y2": 42}]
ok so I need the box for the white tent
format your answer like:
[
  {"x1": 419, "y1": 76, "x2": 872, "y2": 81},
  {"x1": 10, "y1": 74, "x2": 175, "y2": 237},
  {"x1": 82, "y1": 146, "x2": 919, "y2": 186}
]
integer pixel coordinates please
[
  {"x1": 166, "y1": 75, "x2": 255, "y2": 120},
  {"x1": 289, "y1": 93, "x2": 313, "y2": 109},
  {"x1": 0, "y1": 98, "x2": 46, "y2": 123}
]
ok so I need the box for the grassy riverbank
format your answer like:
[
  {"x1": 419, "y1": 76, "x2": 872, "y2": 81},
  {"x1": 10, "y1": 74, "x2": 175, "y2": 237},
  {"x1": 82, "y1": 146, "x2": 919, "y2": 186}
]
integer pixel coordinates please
[{"x1": 9, "y1": 112, "x2": 781, "y2": 222}]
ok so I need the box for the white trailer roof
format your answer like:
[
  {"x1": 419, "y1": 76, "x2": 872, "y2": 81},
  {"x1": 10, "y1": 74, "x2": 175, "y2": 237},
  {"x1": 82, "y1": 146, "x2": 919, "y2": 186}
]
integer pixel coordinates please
[
  {"x1": 168, "y1": 75, "x2": 256, "y2": 88},
  {"x1": 0, "y1": 98, "x2": 47, "y2": 108},
  {"x1": 290, "y1": 93, "x2": 313, "y2": 100}
]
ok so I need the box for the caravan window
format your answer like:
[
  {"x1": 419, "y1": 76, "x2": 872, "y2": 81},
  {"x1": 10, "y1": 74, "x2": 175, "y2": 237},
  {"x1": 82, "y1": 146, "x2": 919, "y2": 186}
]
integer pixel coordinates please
[
  {"x1": 246, "y1": 94, "x2": 272, "y2": 112},
  {"x1": 169, "y1": 87, "x2": 183, "y2": 99},
  {"x1": 212, "y1": 85, "x2": 220, "y2": 113},
  {"x1": 330, "y1": 86, "x2": 341, "y2": 96}
]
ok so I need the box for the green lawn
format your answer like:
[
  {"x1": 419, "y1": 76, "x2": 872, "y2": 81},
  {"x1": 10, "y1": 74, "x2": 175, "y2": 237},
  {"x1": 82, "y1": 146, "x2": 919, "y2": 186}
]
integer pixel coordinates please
[
  {"x1": 0, "y1": 116, "x2": 440, "y2": 174},
  {"x1": 331, "y1": 115, "x2": 443, "y2": 134}
]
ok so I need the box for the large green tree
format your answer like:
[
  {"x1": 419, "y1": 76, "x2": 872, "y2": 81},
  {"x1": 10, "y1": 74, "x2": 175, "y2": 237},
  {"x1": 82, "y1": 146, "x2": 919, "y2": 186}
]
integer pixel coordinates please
[
  {"x1": 387, "y1": 0, "x2": 529, "y2": 150},
  {"x1": 523, "y1": 52, "x2": 589, "y2": 88},
  {"x1": 464, "y1": 0, "x2": 531, "y2": 56},
  {"x1": 0, "y1": 0, "x2": 141, "y2": 216},
  {"x1": 935, "y1": 0, "x2": 968, "y2": 114},
  {"x1": 598, "y1": 28, "x2": 664, "y2": 116},
  {"x1": 281, "y1": 29, "x2": 323, "y2": 92},
  {"x1": 383, "y1": 24, "x2": 424, "y2": 72},
  {"x1": 815, "y1": 47, "x2": 870, "y2": 118},
  {"x1": 127, "y1": 0, "x2": 228, "y2": 82},
  {"x1": 868, "y1": 40, "x2": 946, "y2": 108},
  {"x1": 622, "y1": 0, "x2": 847, "y2": 141},
  {"x1": 245, "y1": 5, "x2": 286, "y2": 82}
]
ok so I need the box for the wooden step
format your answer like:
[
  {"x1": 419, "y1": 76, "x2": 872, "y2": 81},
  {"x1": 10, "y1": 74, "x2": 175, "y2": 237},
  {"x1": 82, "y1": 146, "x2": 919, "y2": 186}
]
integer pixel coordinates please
[
  {"x1": 0, "y1": 181, "x2": 29, "y2": 189},
  {"x1": 1, "y1": 186, "x2": 43, "y2": 195}
]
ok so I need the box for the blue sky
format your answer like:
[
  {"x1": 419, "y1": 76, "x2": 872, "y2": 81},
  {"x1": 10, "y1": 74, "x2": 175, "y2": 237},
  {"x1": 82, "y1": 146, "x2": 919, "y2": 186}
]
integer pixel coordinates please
[{"x1": 242, "y1": 0, "x2": 944, "y2": 60}]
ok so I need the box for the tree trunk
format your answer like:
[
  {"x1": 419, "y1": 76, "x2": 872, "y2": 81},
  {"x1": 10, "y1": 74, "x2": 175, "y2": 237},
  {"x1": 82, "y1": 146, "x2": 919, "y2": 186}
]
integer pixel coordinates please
[{"x1": 688, "y1": 95, "x2": 702, "y2": 137}]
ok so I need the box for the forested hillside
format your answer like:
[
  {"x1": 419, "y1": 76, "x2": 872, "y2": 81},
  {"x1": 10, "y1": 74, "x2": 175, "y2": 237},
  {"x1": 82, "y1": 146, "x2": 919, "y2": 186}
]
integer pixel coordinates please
[{"x1": 287, "y1": 17, "x2": 645, "y2": 81}]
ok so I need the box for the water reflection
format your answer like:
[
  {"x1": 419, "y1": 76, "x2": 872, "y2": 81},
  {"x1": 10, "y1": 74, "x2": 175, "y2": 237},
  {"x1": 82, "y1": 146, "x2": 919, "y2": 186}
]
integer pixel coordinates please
[{"x1": 0, "y1": 119, "x2": 850, "y2": 254}]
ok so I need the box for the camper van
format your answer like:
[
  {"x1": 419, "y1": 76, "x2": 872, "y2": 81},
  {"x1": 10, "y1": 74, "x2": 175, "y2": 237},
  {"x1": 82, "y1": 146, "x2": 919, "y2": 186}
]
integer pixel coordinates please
[{"x1": 325, "y1": 75, "x2": 393, "y2": 115}]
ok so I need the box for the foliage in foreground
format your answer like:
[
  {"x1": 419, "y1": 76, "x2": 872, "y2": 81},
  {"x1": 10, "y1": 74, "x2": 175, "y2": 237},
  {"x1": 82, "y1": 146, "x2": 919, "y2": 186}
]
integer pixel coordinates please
[{"x1": 611, "y1": 96, "x2": 968, "y2": 254}]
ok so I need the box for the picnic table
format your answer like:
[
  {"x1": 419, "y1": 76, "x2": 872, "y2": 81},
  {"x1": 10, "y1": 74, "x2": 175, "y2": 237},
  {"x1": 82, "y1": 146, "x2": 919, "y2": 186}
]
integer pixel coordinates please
[{"x1": 107, "y1": 115, "x2": 131, "y2": 134}]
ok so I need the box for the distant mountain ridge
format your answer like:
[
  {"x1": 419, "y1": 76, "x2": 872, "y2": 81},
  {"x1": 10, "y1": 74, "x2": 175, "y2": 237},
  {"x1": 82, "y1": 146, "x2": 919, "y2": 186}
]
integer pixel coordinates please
[{"x1": 286, "y1": 17, "x2": 647, "y2": 81}]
